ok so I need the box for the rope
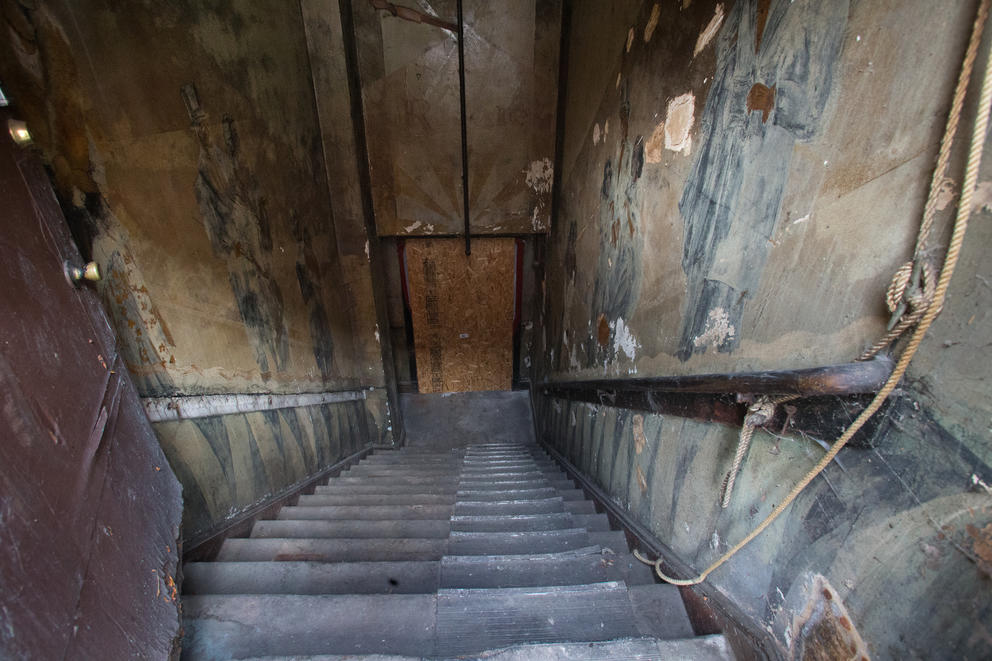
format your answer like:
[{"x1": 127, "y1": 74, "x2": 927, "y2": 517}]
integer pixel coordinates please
[
  {"x1": 720, "y1": 395, "x2": 797, "y2": 508},
  {"x1": 636, "y1": 0, "x2": 992, "y2": 586},
  {"x1": 860, "y1": 0, "x2": 989, "y2": 359}
]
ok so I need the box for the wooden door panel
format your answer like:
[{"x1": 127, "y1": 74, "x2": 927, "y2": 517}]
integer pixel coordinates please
[
  {"x1": 405, "y1": 238, "x2": 515, "y2": 392},
  {"x1": 0, "y1": 122, "x2": 183, "y2": 658}
]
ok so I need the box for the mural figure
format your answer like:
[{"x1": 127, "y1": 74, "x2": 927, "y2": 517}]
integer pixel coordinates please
[
  {"x1": 588, "y1": 82, "x2": 645, "y2": 366},
  {"x1": 184, "y1": 84, "x2": 290, "y2": 376},
  {"x1": 676, "y1": 0, "x2": 848, "y2": 360}
]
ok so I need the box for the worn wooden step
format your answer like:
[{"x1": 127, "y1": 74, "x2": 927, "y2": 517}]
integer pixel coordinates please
[
  {"x1": 587, "y1": 530, "x2": 632, "y2": 554},
  {"x1": 251, "y1": 519, "x2": 450, "y2": 539},
  {"x1": 447, "y1": 529, "x2": 591, "y2": 555},
  {"x1": 235, "y1": 636, "x2": 734, "y2": 661},
  {"x1": 313, "y1": 483, "x2": 459, "y2": 495},
  {"x1": 182, "y1": 560, "x2": 439, "y2": 595},
  {"x1": 433, "y1": 582, "x2": 641, "y2": 657},
  {"x1": 181, "y1": 594, "x2": 436, "y2": 659},
  {"x1": 454, "y1": 497, "x2": 568, "y2": 516},
  {"x1": 628, "y1": 583, "x2": 696, "y2": 640},
  {"x1": 440, "y1": 547, "x2": 654, "y2": 589},
  {"x1": 446, "y1": 511, "x2": 604, "y2": 533},
  {"x1": 297, "y1": 493, "x2": 456, "y2": 506},
  {"x1": 449, "y1": 512, "x2": 574, "y2": 533},
  {"x1": 216, "y1": 537, "x2": 447, "y2": 562},
  {"x1": 277, "y1": 504, "x2": 453, "y2": 521},
  {"x1": 456, "y1": 487, "x2": 558, "y2": 501}
]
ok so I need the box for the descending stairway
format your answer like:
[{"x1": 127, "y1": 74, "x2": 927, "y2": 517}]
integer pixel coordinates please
[{"x1": 181, "y1": 442, "x2": 733, "y2": 660}]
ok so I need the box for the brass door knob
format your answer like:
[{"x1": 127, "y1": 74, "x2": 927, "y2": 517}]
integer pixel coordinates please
[{"x1": 65, "y1": 261, "x2": 100, "y2": 285}]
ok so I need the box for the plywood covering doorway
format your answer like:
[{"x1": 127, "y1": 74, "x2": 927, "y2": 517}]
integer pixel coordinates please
[{"x1": 405, "y1": 238, "x2": 516, "y2": 393}]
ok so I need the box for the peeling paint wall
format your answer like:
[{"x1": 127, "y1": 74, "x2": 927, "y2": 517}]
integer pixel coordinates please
[
  {"x1": 533, "y1": 0, "x2": 992, "y2": 657},
  {"x1": 354, "y1": 0, "x2": 561, "y2": 236},
  {"x1": 0, "y1": 0, "x2": 391, "y2": 543},
  {"x1": 538, "y1": 0, "x2": 980, "y2": 379}
]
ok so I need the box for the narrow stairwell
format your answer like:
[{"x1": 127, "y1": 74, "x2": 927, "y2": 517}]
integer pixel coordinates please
[{"x1": 181, "y1": 442, "x2": 733, "y2": 659}]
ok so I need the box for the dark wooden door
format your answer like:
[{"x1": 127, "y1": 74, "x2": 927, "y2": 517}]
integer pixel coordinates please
[{"x1": 0, "y1": 118, "x2": 183, "y2": 658}]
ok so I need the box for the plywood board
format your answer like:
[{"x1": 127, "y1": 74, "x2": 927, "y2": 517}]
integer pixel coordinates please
[{"x1": 406, "y1": 238, "x2": 516, "y2": 392}]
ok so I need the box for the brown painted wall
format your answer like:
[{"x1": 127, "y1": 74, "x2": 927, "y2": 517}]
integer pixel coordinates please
[
  {"x1": 534, "y1": 0, "x2": 992, "y2": 658},
  {"x1": 0, "y1": 0, "x2": 391, "y2": 543}
]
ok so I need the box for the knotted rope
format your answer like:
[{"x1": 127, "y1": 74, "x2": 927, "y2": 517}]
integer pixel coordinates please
[
  {"x1": 636, "y1": 0, "x2": 992, "y2": 585},
  {"x1": 720, "y1": 395, "x2": 797, "y2": 508}
]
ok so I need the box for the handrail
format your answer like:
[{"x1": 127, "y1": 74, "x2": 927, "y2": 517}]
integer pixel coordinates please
[{"x1": 541, "y1": 354, "x2": 893, "y2": 397}]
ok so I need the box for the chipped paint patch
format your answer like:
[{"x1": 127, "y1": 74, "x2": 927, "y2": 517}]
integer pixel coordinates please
[
  {"x1": 972, "y1": 180, "x2": 992, "y2": 212},
  {"x1": 645, "y1": 121, "x2": 665, "y2": 164},
  {"x1": 693, "y1": 4, "x2": 725, "y2": 57},
  {"x1": 793, "y1": 214, "x2": 810, "y2": 225},
  {"x1": 693, "y1": 307, "x2": 735, "y2": 349},
  {"x1": 626, "y1": 27, "x2": 635, "y2": 53},
  {"x1": 644, "y1": 3, "x2": 661, "y2": 42},
  {"x1": 611, "y1": 317, "x2": 639, "y2": 361},
  {"x1": 616, "y1": 73, "x2": 621, "y2": 89},
  {"x1": 524, "y1": 157, "x2": 554, "y2": 194},
  {"x1": 364, "y1": 240, "x2": 370, "y2": 261},
  {"x1": 531, "y1": 206, "x2": 548, "y2": 232},
  {"x1": 632, "y1": 414, "x2": 646, "y2": 454},
  {"x1": 374, "y1": 324, "x2": 380, "y2": 345},
  {"x1": 635, "y1": 464, "x2": 648, "y2": 493},
  {"x1": 664, "y1": 93, "x2": 695, "y2": 154},
  {"x1": 604, "y1": 119, "x2": 609, "y2": 136},
  {"x1": 404, "y1": 220, "x2": 423, "y2": 233},
  {"x1": 593, "y1": 122, "x2": 601, "y2": 145},
  {"x1": 934, "y1": 178, "x2": 957, "y2": 210}
]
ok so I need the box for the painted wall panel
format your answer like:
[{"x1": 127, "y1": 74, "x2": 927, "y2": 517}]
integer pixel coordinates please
[
  {"x1": 538, "y1": 0, "x2": 977, "y2": 378},
  {"x1": 354, "y1": 0, "x2": 560, "y2": 236},
  {"x1": 156, "y1": 398, "x2": 371, "y2": 543}
]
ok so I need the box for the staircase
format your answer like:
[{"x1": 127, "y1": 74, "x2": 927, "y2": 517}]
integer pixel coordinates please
[{"x1": 181, "y1": 442, "x2": 733, "y2": 659}]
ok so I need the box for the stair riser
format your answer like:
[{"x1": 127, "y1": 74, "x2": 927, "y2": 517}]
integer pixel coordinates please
[
  {"x1": 277, "y1": 505, "x2": 453, "y2": 521},
  {"x1": 298, "y1": 495, "x2": 457, "y2": 506},
  {"x1": 217, "y1": 538, "x2": 447, "y2": 563},
  {"x1": 252, "y1": 520, "x2": 451, "y2": 539},
  {"x1": 183, "y1": 561, "x2": 440, "y2": 595}
]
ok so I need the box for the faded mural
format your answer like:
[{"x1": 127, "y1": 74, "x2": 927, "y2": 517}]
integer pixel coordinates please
[{"x1": 677, "y1": 0, "x2": 847, "y2": 359}]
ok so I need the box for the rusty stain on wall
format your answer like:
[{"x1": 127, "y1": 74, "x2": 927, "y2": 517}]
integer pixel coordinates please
[{"x1": 792, "y1": 576, "x2": 871, "y2": 661}]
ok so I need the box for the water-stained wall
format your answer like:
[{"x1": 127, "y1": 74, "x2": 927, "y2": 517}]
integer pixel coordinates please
[
  {"x1": 0, "y1": 0, "x2": 392, "y2": 543},
  {"x1": 533, "y1": 0, "x2": 992, "y2": 657}
]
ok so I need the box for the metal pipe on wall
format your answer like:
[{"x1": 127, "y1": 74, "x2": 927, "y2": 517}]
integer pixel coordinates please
[{"x1": 456, "y1": 0, "x2": 471, "y2": 255}]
